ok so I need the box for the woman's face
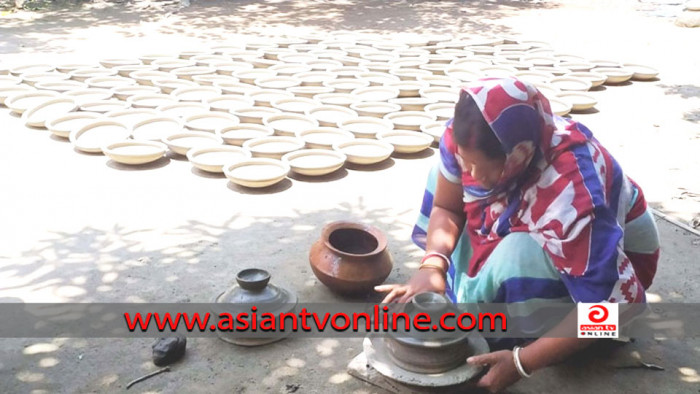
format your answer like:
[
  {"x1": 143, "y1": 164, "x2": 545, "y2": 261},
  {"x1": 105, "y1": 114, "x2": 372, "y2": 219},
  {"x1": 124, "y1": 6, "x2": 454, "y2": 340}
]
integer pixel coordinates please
[{"x1": 455, "y1": 145, "x2": 505, "y2": 190}]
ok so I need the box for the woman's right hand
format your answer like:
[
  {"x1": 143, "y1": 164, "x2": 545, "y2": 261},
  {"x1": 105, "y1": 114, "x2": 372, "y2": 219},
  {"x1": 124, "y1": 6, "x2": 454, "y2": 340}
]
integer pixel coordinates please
[{"x1": 374, "y1": 267, "x2": 447, "y2": 303}]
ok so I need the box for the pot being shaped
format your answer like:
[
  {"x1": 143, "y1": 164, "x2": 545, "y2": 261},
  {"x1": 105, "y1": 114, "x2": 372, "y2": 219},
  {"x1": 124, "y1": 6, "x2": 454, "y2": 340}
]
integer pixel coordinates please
[
  {"x1": 309, "y1": 221, "x2": 393, "y2": 295},
  {"x1": 385, "y1": 292, "x2": 471, "y2": 374}
]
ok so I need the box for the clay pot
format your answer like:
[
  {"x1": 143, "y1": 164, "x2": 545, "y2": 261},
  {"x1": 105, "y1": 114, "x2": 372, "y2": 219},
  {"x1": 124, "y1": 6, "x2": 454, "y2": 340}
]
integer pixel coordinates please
[
  {"x1": 385, "y1": 292, "x2": 471, "y2": 374},
  {"x1": 309, "y1": 221, "x2": 393, "y2": 295}
]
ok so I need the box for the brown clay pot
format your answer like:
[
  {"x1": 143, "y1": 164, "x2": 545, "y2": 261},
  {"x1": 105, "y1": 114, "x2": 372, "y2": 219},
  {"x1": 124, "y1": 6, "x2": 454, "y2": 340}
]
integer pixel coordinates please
[{"x1": 309, "y1": 221, "x2": 393, "y2": 295}]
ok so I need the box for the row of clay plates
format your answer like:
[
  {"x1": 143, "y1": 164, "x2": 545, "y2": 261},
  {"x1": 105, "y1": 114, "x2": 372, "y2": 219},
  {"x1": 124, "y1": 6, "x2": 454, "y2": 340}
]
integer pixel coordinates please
[{"x1": 1, "y1": 32, "x2": 659, "y2": 189}]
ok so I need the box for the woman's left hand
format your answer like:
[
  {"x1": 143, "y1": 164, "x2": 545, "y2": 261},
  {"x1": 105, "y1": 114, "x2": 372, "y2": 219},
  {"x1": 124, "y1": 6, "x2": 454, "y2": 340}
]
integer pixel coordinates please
[{"x1": 467, "y1": 350, "x2": 522, "y2": 393}]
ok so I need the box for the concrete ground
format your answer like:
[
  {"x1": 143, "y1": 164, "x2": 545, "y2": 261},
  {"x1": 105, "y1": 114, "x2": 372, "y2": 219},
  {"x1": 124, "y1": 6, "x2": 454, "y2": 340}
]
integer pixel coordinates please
[{"x1": 0, "y1": 0, "x2": 699, "y2": 393}]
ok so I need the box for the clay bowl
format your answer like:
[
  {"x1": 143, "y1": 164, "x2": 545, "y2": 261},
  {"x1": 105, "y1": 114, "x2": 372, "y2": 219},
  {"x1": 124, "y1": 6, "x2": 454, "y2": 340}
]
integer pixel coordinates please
[
  {"x1": 294, "y1": 125, "x2": 356, "y2": 150},
  {"x1": 69, "y1": 68, "x2": 118, "y2": 82},
  {"x1": 563, "y1": 72, "x2": 607, "y2": 88},
  {"x1": 131, "y1": 116, "x2": 184, "y2": 141},
  {"x1": 268, "y1": 63, "x2": 313, "y2": 76},
  {"x1": 223, "y1": 158, "x2": 290, "y2": 188},
  {"x1": 79, "y1": 100, "x2": 131, "y2": 113},
  {"x1": 234, "y1": 69, "x2": 277, "y2": 85},
  {"x1": 46, "y1": 112, "x2": 101, "y2": 139},
  {"x1": 162, "y1": 131, "x2": 223, "y2": 156},
  {"x1": 20, "y1": 72, "x2": 71, "y2": 87},
  {"x1": 111, "y1": 85, "x2": 161, "y2": 101},
  {"x1": 514, "y1": 70, "x2": 555, "y2": 85},
  {"x1": 247, "y1": 89, "x2": 295, "y2": 108},
  {"x1": 594, "y1": 67, "x2": 634, "y2": 84},
  {"x1": 623, "y1": 64, "x2": 659, "y2": 81},
  {"x1": 349, "y1": 101, "x2": 402, "y2": 118},
  {"x1": 286, "y1": 86, "x2": 334, "y2": 99},
  {"x1": 418, "y1": 87, "x2": 459, "y2": 103},
  {"x1": 376, "y1": 130, "x2": 434, "y2": 154},
  {"x1": 351, "y1": 86, "x2": 400, "y2": 102},
  {"x1": 5, "y1": 90, "x2": 60, "y2": 114},
  {"x1": 424, "y1": 102, "x2": 456, "y2": 122},
  {"x1": 186, "y1": 145, "x2": 252, "y2": 173},
  {"x1": 171, "y1": 86, "x2": 222, "y2": 102},
  {"x1": 130, "y1": 70, "x2": 173, "y2": 86},
  {"x1": 206, "y1": 95, "x2": 254, "y2": 113},
  {"x1": 313, "y1": 93, "x2": 362, "y2": 107},
  {"x1": 113, "y1": 64, "x2": 157, "y2": 77},
  {"x1": 322, "y1": 78, "x2": 370, "y2": 94},
  {"x1": 231, "y1": 106, "x2": 282, "y2": 125},
  {"x1": 384, "y1": 111, "x2": 437, "y2": 131},
  {"x1": 99, "y1": 58, "x2": 141, "y2": 69},
  {"x1": 104, "y1": 108, "x2": 161, "y2": 128},
  {"x1": 103, "y1": 140, "x2": 168, "y2": 165},
  {"x1": 70, "y1": 120, "x2": 131, "y2": 153},
  {"x1": 243, "y1": 136, "x2": 306, "y2": 159},
  {"x1": 549, "y1": 76, "x2": 592, "y2": 92},
  {"x1": 192, "y1": 74, "x2": 239, "y2": 86},
  {"x1": 212, "y1": 82, "x2": 260, "y2": 97},
  {"x1": 270, "y1": 97, "x2": 320, "y2": 114},
  {"x1": 293, "y1": 71, "x2": 339, "y2": 87},
  {"x1": 558, "y1": 62, "x2": 595, "y2": 72},
  {"x1": 309, "y1": 221, "x2": 393, "y2": 295},
  {"x1": 21, "y1": 97, "x2": 78, "y2": 128},
  {"x1": 556, "y1": 92, "x2": 597, "y2": 112},
  {"x1": 254, "y1": 76, "x2": 302, "y2": 90},
  {"x1": 63, "y1": 88, "x2": 113, "y2": 104},
  {"x1": 128, "y1": 94, "x2": 179, "y2": 109},
  {"x1": 190, "y1": 54, "x2": 231, "y2": 67},
  {"x1": 55, "y1": 63, "x2": 98, "y2": 74},
  {"x1": 386, "y1": 80, "x2": 430, "y2": 98},
  {"x1": 152, "y1": 58, "x2": 196, "y2": 72},
  {"x1": 216, "y1": 123, "x2": 275, "y2": 146},
  {"x1": 156, "y1": 102, "x2": 209, "y2": 119},
  {"x1": 152, "y1": 78, "x2": 198, "y2": 93},
  {"x1": 184, "y1": 111, "x2": 240, "y2": 133},
  {"x1": 263, "y1": 113, "x2": 319, "y2": 137},
  {"x1": 304, "y1": 105, "x2": 359, "y2": 127},
  {"x1": 547, "y1": 97, "x2": 573, "y2": 117},
  {"x1": 420, "y1": 121, "x2": 446, "y2": 143},
  {"x1": 170, "y1": 66, "x2": 217, "y2": 81},
  {"x1": 444, "y1": 67, "x2": 482, "y2": 83},
  {"x1": 85, "y1": 76, "x2": 137, "y2": 90},
  {"x1": 9, "y1": 64, "x2": 54, "y2": 76},
  {"x1": 355, "y1": 71, "x2": 400, "y2": 86},
  {"x1": 337, "y1": 117, "x2": 394, "y2": 139},
  {"x1": 332, "y1": 139, "x2": 394, "y2": 165},
  {"x1": 0, "y1": 84, "x2": 35, "y2": 105},
  {"x1": 388, "y1": 97, "x2": 438, "y2": 112},
  {"x1": 281, "y1": 149, "x2": 347, "y2": 176}
]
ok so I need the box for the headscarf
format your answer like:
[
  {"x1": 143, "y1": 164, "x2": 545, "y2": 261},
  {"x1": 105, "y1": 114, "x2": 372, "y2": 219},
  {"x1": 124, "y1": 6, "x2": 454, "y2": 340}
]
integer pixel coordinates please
[{"x1": 439, "y1": 77, "x2": 649, "y2": 303}]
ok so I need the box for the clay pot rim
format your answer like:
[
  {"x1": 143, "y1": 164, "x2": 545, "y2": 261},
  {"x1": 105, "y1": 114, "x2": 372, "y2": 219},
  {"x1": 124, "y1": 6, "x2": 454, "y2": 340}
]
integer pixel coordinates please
[{"x1": 321, "y1": 221, "x2": 388, "y2": 258}]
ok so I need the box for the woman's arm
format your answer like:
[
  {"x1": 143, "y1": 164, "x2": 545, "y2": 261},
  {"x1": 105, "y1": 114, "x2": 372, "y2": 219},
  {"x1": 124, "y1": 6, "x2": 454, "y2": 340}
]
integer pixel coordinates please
[{"x1": 375, "y1": 171, "x2": 465, "y2": 303}]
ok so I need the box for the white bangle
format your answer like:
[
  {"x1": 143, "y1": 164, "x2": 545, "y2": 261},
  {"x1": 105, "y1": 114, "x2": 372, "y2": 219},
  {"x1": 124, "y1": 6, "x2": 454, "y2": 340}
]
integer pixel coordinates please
[{"x1": 512, "y1": 346, "x2": 532, "y2": 378}]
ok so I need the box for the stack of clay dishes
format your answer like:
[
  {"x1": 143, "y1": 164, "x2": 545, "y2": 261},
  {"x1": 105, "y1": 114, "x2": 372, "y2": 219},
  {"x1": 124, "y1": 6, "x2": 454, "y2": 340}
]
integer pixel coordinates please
[{"x1": 282, "y1": 149, "x2": 347, "y2": 176}]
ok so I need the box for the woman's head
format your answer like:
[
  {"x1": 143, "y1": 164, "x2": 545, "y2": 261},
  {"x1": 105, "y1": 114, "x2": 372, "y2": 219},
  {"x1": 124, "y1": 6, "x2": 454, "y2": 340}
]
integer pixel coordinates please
[{"x1": 452, "y1": 90, "x2": 506, "y2": 189}]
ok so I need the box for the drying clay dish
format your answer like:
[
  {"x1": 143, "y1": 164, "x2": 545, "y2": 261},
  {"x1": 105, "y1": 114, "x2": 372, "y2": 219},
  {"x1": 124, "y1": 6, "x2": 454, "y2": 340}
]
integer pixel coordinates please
[
  {"x1": 243, "y1": 136, "x2": 306, "y2": 159},
  {"x1": 296, "y1": 127, "x2": 355, "y2": 150},
  {"x1": 547, "y1": 97, "x2": 573, "y2": 116},
  {"x1": 70, "y1": 120, "x2": 131, "y2": 153},
  {"x1": 337, "y1": 117, "x2": 394, "y2": 138},
  {"x1": 162, "y1": 131, "x2": 223, "y2": 155},
  {"x1": 223, "y1": 158, "x2": 290, "y2": 188},
  {"x1": 79, "y1": 100, "x2": 130, "y2": 113},
  {"x1": 64, "y1": 88, "x2": 113, "y2": 104},
  {"x1": 594, "y1": 67, "x2": 634, "y2": 84},
  {"x1": 171, "y1": 86, "x2": 222, "y2": 102},
  {"x1": 216, "y1": 124, "x2": 275, "y2": 146},
  {"x1": 305, "y1": 105, "x2": 358, "y2": 127},
  {"x1": 156, "y1": 102, "x2": 209, "y2": 119},
  {"x1": 556, "y1": 92, "x2": 597, "y2": 112},
  {"x1": 131, "y1": 116, "x2": 184, "y2": 141},
  {"x1": 46, "y1": 112, "x2": 102, "y2": 138},
  {"x1": 103, "y1": 140, "x2": 168, "y2": 165},
  {"x1": 21, "y1": 97, "x2": 78, "y2": 128},
  {"x1": 549, "y1": 76, "x2": 592, "y2": 91},
  {"x1": 420, "y1": 121, "x2": 446, "y2": 143},
  {"x1": 231, "y1": 106, "x2": 282, "y2": 125},
  {"x1": 5, "y1": 90, "x2": 60, "y2": 114},
  {"x1": 384, "y1": 111, "x2": 437, "y2": 131},
  {"x1": 262, "y1": 113, "x2": 319, "y2": 137},
  {"x1": 332, "y1": 139, "x2": 394, "y2": 165},
  {"x1": 623, "y1": 64, "x2": 659, "y2": 81},
  {"x1": 185, "y1": 112, "x2": 240, "y2": 133},
  {"x1": 186, "y1": 145, "x2": 252, "y2": 173},
  {"x1": 349, "y1": 102, "x2": 402, "y2": 118},
  {"x1": 127, "y1": 94, "x2": 179, "y2": 109},
  {"x1": 376, "y1": 130, "x2": 434, "y2": 154},
  {"x1": 281, "y1": 149, "x2": 347, "y2": 176}
]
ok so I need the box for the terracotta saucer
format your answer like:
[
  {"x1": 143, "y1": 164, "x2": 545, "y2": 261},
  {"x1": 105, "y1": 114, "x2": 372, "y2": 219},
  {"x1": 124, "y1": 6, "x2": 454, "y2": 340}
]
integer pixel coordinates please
[
  {"x1": 563, "y1": 72, "x2": 607, "y2": 87},
  {"x1": 86, "y1": 76, "x2": 136, "y2": 89},
  {"x1": 418, "y1": 87, "x2": 459, "y2": 103},
  {"x1": 593, "y1": 67, "x2": 634, "y2": 84},
  {"x1": 286, "y1": 86, "x2": 334, "y2": 98},
  {"x1": 424, "y1": 102, "x2": 456, "y2": 121},
  {"x1": 170, "y1": 66, "x2": 217, "y2": 81},
  {"x1": 322, "y1": 78, "x2": 370, "y2": 93},
  {"x1": 254, "y1": 76, "x2": 302, "y2": 89},
  {"x1": 206, "y1": 95, "x2": 255, "y2": 113},
  {"x1": 103, "y1": 140, "x2": 168, "y2": 165},
  {"x1": 213, "y1": 81, "x2": 261, "y2": 96},
  {"x1": 292, "y1": 71, "x2": 339, "y2": 87},
  {"x1": 223, "y1": 158, "x2": 290, "y2": 188},
  {"x1": 69, "y1": 68, "x2": 118, "y2": 82}
]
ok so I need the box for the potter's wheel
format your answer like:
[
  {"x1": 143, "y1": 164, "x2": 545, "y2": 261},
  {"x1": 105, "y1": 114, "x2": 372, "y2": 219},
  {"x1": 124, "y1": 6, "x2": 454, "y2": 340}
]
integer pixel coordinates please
[{"x1": 363, "y1": 335, "x2": 489, "y2": 387}]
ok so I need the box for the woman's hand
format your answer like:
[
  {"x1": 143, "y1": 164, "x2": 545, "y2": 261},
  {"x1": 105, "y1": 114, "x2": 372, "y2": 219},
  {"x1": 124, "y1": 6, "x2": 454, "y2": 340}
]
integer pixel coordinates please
[
  {"x1": 467, "y1": 350, "x2": 522, "y2": 393},
  {"x1": 374, "y1": 267, "x2": 446, "y2": 303}
]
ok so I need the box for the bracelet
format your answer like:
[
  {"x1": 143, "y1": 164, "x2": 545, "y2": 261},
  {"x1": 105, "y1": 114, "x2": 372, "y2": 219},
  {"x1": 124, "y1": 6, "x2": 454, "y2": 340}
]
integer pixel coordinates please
[
  {"x1": 512, "y1": 346, "x2": 532, "y2": 378},
  {"x1": 421, "y1": 252, "x2": 450, "y2": 267},
  {"x1": 418, "y1": 262, "x2": 446, "y2": 274}
]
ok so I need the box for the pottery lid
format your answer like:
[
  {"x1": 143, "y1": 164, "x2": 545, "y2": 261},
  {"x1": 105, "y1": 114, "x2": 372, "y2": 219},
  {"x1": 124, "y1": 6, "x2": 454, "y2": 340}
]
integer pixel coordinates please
[{"x1": 214, "y1": 269, "x2": 297, "y2": 313}]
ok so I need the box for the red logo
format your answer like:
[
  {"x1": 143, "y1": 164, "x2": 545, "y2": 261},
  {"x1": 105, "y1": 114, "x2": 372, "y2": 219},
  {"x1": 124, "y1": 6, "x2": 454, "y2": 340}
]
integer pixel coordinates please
[{"x1": 588, "y1": 305, "x2": 609, "y2": 323}]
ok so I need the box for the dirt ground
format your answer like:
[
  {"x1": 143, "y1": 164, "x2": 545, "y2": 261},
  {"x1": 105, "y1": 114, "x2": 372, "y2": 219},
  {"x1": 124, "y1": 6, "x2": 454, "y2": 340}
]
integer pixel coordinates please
[{"x1": 0, "y1": 0, "x2": 699, "y2": 393}]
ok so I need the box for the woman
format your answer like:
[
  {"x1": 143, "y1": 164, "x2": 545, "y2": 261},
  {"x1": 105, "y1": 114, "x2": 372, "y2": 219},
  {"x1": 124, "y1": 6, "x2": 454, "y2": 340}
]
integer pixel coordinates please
[{"x1": 376, "y1": 77, "x2": 660, "y2": 392}]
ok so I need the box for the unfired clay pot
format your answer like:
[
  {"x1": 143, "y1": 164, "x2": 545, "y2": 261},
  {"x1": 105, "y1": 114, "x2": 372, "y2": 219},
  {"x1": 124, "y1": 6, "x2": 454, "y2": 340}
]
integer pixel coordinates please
[{"x1": 309, "y1": 221, "x2": 393, "y2": 295}]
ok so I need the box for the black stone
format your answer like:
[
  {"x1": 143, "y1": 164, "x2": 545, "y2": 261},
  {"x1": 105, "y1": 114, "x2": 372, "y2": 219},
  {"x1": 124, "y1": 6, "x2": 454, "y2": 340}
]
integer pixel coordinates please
[{"x1": 152, "y1": 336, "x2": 186, "y2": 366}]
